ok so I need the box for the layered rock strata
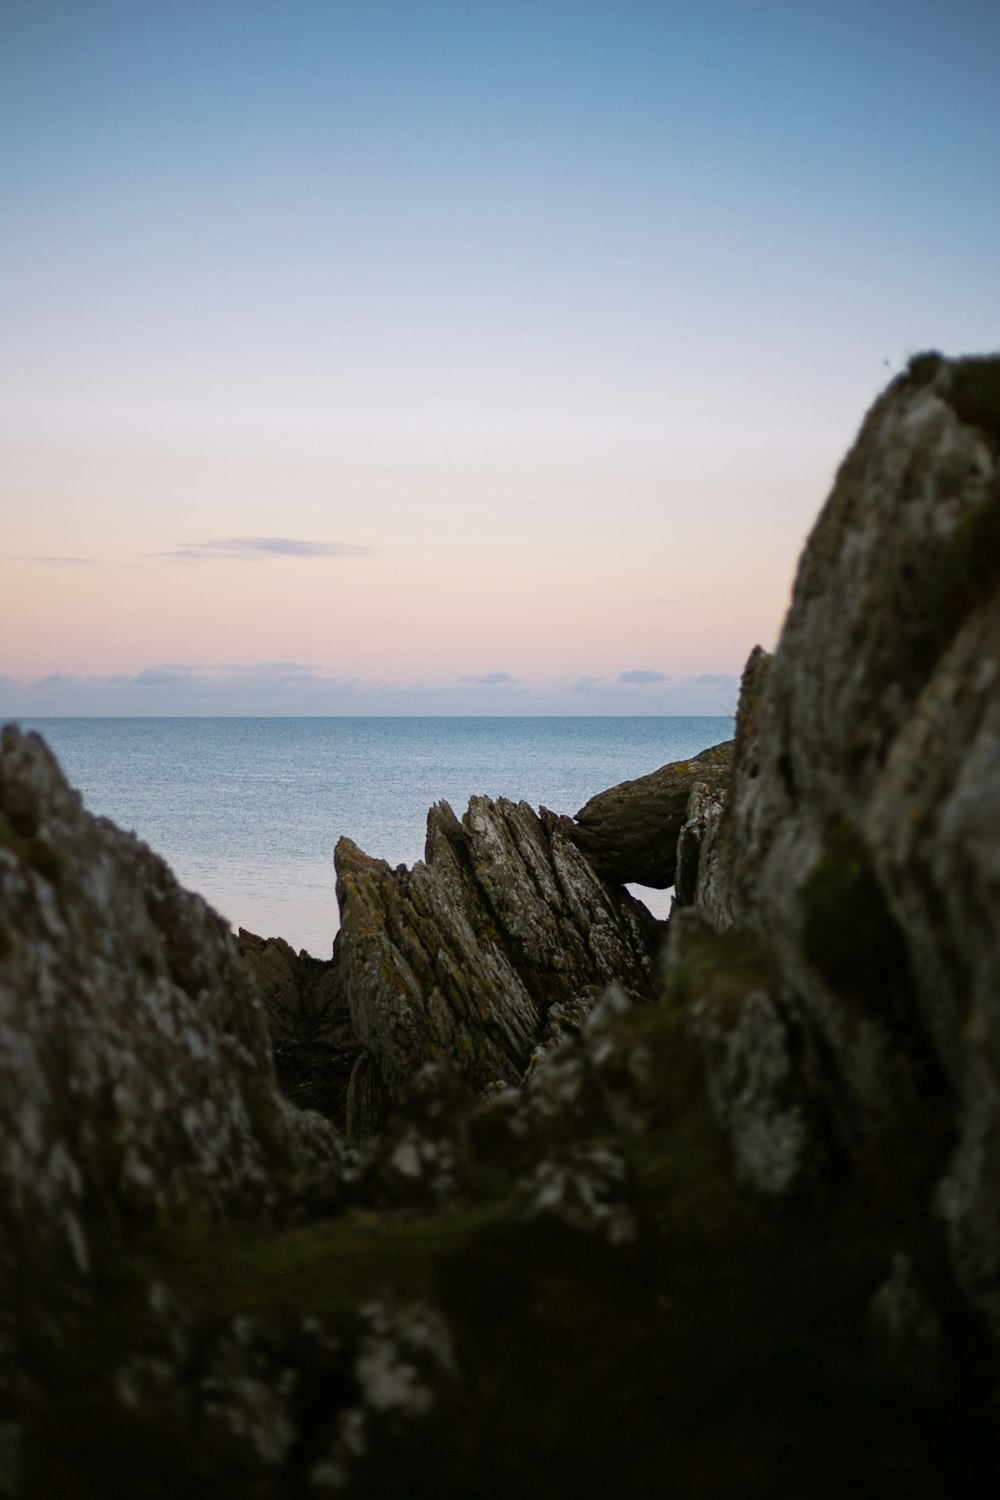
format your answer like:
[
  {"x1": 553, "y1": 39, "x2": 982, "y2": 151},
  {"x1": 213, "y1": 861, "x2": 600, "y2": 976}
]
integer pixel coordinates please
[{"x1": 334, "y1": 795, "x2": 661, "y2": 1123}]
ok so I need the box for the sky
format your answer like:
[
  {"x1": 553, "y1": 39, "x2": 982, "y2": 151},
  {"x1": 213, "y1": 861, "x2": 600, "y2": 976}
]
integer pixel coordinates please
[{"x1": 1, "y1": 0, "x2": 998, "y2": 716}]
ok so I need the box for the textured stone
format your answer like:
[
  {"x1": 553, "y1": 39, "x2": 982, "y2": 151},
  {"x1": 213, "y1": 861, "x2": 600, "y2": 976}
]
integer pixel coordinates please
[
  {"x1": 663, "y1": 914, "x2": 845, "y2": 1199},
  {"x1": 334, "y1": 795, "x2": 661, "y2": 1109},
  {"x1": 686, "y1": 355, "x2": 1000, "y2": 1331},
  {"x1": 0, "y1": 726, "x2": 339, "y2": 1352},
  {"x1": 566, "y1": 739, "x2": 734, "y2": 888}
]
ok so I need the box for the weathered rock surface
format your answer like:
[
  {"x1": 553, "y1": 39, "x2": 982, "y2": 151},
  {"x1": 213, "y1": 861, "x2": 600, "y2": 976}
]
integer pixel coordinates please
[
  {"x1": 334, "y1": 795, "x2": 661, "y2": 1117},
  {"x1": 238, "y1": 930, "x2": 360, "y2": 1127},
  {"x1": 565, "y1": 739, "x2": 734, "y2": 888},
  {"x1": 0, "y1": 726, "x2": 338, "y2": 1423},
  {"x1": 682, "y1": 354, "x2": 1000, "y2": 1334}
]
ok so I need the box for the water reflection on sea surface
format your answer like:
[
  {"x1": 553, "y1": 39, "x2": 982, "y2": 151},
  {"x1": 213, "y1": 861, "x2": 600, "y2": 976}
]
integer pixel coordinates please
[{"x1": 18, "y1": 717, "x2": 727, "y2": 956}]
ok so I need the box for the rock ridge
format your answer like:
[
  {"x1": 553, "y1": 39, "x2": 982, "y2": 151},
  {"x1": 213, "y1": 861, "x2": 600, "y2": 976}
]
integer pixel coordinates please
[{"x1": 334, "y1": 794, "x2": 661, "y2": 1124}]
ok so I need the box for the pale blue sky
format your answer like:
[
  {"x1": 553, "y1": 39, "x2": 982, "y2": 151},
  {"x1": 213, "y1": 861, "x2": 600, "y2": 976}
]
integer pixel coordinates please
[{"x1": 1, "y1": 0, "x2": 998, "y2": 713}]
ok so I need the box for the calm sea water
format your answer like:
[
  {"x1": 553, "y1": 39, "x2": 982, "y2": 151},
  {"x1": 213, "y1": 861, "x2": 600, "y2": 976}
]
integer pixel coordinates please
[{"x1": 15, "y1": 718, "x2": 733, "y2": 957}]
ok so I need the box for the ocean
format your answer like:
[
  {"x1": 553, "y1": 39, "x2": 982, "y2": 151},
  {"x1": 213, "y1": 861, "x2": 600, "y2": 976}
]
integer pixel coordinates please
[{"x1": 13, "y1": 717, "x2": 734, "y2": 957}]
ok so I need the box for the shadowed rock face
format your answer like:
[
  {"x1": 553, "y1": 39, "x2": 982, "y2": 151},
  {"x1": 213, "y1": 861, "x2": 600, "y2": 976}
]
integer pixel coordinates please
[
  {"x1": 237, "y1": 931, "x2": 361, "y2": 1128},
  {"x1": 565, "y1": 740, "x2": 734, "y2": 888},
  {"x1": 334, "y1": 795, "x2": 662, "y2": 1112},
  {"x1": 0, "y1": 726, "x2": 337, "y2": 1313},
  {"x1": 685, "y1": 354, "x2": 1000, "y2": 1333}
]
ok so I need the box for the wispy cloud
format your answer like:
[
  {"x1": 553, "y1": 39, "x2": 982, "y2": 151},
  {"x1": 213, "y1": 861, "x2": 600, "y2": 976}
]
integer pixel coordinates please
[
  {"x1": 687, "y1": 673, "x2": 738, "y2": 687},
  {"x1": 159, "y1": 537, "x2": 372, "y2": 563},
  {"x1": 0, "y1": 664, "x2": 740, "y2": 717},
  {"x1": 458, "y1": 671, "x2": 520, "y2": 686},
  {"x1": 618, "y1": 669, "x2": 668, "y2": 684},
  {"x1": 28, "y1": 555, "x2": 99, "y2": 566}
]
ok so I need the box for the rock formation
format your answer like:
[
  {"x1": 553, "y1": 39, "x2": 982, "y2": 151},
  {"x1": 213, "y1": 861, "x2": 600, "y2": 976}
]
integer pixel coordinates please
[
  {"x1": 0, "y1": 728, "x2": 336, "y2": 1264},
  {"x1": 0, "y1": 725, "x2": 340, "y2": 1491},
  {"x1": 334, "y1": 795, "x2": 661, "y2": 1125},
  {"x1": 2, "y1": 353, "x2": 999, "y2": 1495},
  {"x1": 564, "y1": 739, "x2": 734, "y2": 887},
  {"x1": 682, "y1": 353, "x2": 1000, "y2": 1333}
]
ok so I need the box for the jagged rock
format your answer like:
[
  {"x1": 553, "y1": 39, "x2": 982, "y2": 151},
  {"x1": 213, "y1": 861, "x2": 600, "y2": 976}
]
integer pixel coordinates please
[
  {"x1": 469, "y1": 985, "x2": 656, "y2": 1169},
  {"x1": 674, "y1": 780, "x2": 726, "y2": 908},
  {"x1": 686, "y1": 354, "x2": 1000, "y2": 1334},
  {"x1": 334, "y1": 796, "x2": 661, "y2": 1109},
  {"x1": 238, "y1": 930, "x2": 361, "y2": 1126},
  {"x1": 676, "y1": 645, "x2": 771, "y2": 922},
  {"x1": 565, "y1": 739, "x2": 734, "y2": 888},
  {"x1": 0, "y1": 725, "x2": 339, "y2": 1410}
]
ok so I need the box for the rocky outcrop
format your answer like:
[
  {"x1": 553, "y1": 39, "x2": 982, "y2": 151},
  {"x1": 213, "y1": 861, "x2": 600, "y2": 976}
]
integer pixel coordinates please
[
  {"x1": 334, "y1": 796, "x2": 661, "y2": 1121},
  {"x1": 565, "y1": 739, "x2": 734, "y2": 888},
  {"x1": 681, "y1": 354, "x2": 1000, "y2": 1334},
  {"x1": 238, "y1": 931, "x2": 360, "y2": 1127},
  {"x1": 5, "y1": 355, "x2": 1000, "y2": 1496},
  {"x1": 0, "y1": 725, "x2": 339, "y2": 1441}
]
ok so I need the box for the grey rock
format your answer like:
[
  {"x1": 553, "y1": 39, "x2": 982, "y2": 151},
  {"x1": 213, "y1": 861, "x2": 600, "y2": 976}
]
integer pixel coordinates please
[
  {"x1": 674, "y1": 780, "x2": 727, "y2": 909},
  {"x1": 0, "y1": 725, "x2": 339, "y2": 1354},
  {"x1": 334, "y1": 796, "x2": 661, "y2": 1110},
  {"x1": 566, "y1": 740, "x2": 734, "y2": 888},
  {"x1": 688, "y1": 355, "x2": 1000, "y2": 1331},
  {"x1": 664, "y1": 913, "x2": 842, "y2": 1198}
]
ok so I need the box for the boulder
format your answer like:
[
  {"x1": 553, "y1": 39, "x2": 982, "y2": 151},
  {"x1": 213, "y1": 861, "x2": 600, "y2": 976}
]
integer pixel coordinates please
[
  {"x1": 334, "y1": 795, "x2": 661, "y2": 1111},
  {"x1": 683, "y1": 353, "x2": 1000, "y2": 1333},
  {"x1": 0, "y1": 726, "x2": 338, "y2": 1363},
  {"x1": 566, "y1": 739, "x2": 734, "y2": 888}
]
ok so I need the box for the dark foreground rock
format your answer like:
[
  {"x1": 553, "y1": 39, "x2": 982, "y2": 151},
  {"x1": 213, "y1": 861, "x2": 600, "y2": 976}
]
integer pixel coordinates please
[
  {"x1": 0, "y1": 726, "x2": 340, "y2": 1491},
  {"x1": 566, "y1": 739, "x2": 734, "y2": 887}
]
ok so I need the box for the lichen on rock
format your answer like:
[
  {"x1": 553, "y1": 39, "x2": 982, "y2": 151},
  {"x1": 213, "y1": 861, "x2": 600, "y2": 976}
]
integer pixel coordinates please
[{"x1": 334, "y1": 794, "x2": 661, "y2": 1114}]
